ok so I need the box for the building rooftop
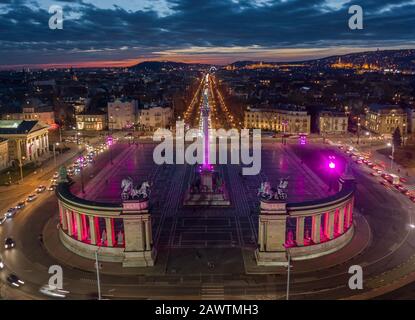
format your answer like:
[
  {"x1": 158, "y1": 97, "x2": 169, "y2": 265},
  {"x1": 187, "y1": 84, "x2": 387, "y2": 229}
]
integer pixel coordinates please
[
  {"x1": 368, "y1": 103, "x2": 404, "y2": 112},
  {"x1": 0, "y1": 120, "x2": 46, "y2": 135}
]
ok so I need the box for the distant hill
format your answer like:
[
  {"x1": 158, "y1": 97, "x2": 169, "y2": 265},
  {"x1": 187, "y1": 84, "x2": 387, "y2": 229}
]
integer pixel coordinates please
[
  {"x1": 225, "y1": 49, "x2": 415, "y2": 70},
  {"x1": 130, "y1": 61, "x2": 210, "y2": 72},
  {"x1": 310, "y1": 49, "x2": 415, "y2": 69}
]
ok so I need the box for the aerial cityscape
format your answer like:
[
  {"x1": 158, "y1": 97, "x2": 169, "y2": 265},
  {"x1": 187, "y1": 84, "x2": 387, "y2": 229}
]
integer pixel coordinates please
[{"x1": 0, "y1": 0, "x2": 415, "y2": 307}]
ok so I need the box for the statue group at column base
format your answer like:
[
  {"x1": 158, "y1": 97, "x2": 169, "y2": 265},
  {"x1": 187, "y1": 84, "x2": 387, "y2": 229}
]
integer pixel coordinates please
[{"x1": 183, "y1": 166, "x2": 231, "y2": 206}]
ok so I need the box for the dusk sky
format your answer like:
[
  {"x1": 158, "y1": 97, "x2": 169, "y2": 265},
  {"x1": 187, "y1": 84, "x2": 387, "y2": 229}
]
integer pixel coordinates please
[{"x1": 1, "y1": 0, "x2": 415, "y2": 69}]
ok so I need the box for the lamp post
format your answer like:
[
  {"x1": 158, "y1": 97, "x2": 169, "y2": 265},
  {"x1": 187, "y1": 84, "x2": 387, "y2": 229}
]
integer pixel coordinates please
[
  {"x1": 18, "y1": 156, "x2": 25, "y2": 183},
  {"x1": 286, "y1": 250, "x2": 292, "y2": 300},
  {"x1": 59, "y1": 125, "x2": 62, "y2": 143},
  {"x1": 53, "y1": 142, "x2": 60, "y2": 168},
  {"x1": 79, "y1": 157, "x2": 85, "y2": 193},
  {"x1": 95, "y1": 249, "x2": 102, "y2": 300},
  {"x1": 357, "y1": 117, "x2": 361, "y2": 145},
  {"x1": 387, "y1": 142, "x2": 395, "y2": 172},
  {"x1": 403, "y1": 123, "x2": 406, "y2": 146}
]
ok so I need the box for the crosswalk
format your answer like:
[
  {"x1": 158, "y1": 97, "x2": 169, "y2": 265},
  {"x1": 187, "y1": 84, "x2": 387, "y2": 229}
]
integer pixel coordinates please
[{"x1": 201, "y1": 284, "x2": 225, "y2": 300}]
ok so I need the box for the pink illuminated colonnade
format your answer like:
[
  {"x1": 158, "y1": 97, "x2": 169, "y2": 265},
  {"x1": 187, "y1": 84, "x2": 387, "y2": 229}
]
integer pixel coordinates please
[
  {"x1": 58, "y1": 203, "x2": 125, "y2": 248},
  {"x1": 285, "y1": 196, "x2": 354, "y2": 248}
]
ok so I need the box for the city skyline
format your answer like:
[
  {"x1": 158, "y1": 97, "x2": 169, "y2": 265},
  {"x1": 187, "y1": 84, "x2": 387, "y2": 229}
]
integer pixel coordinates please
[{"x1": 1, "y1": 0, "x2": 415, "y2": 69}]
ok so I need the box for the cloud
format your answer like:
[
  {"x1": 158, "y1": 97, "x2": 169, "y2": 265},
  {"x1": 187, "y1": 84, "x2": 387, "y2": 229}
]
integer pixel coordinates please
[{"x1": 0, "y1": 0, "x2": 414, "y2": 67}]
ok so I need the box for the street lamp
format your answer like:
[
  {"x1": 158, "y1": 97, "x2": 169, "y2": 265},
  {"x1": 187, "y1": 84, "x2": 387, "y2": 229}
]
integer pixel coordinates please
[
  {"x1": 53, "y1": 142, "x2": 60, "y2": 168},
  {"x1": 387, "y1": 142, "x2": 395, "y2": 171},
  {"x1": 19, "y1": 156, "x2": 26, "y2": 183},
  {"x1": 403, "y1": 123, "x2": 407, "y2": 146},
  {"x1": 107, "y1": 135, "x2": 113, "y2": 165},
  {"x1": 79, "y1": 157, "x2": 85, "y2": 193},
  {"x1": 95, "y1": 249, "x2": 102, "y2": 300},
  {"x1": 286, "y1": 250, "x2": 292, "y2": 300}
]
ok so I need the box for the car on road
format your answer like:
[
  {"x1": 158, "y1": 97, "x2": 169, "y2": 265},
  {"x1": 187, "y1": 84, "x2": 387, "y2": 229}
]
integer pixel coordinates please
[
  {"x1": 39, "y1": 285, "x2": 69, "y2": 298},
  {"x1": 410, "y1": 197, "x2": 415, "y2": 203},
  {"x1": 370, "y1": 171, "x2": 381, "y2": 177},
  {"x1": 53, "y1": 172, "x2": 59, "y2": 179},
  {"x1": 4, "y1": 238, "x2": 15, "y2": 249},
  {"x1": 0, "y1": 216, "x2": 7, "y2": 225},
  {"x1": 4, "y1": 208, "x2": 17, "y2": 218},
  {"x1": 36, "y1": 185, "x2": 46, "y2": 193},
  {"x1": 15, "y1": 201, "x2": 26, "y2": 210},
  {"x1": 6, "y1": 274, "x2": 24, "y2": 288},
  {"x1": 27, "y1": 194, "x2": 37, "y2": 202},
  {"x1": 379, "y1": 180, "x2": 391, "y2": 187},
  {"x1": 400, "y1": 177, "x2": 408, "y2": 183},
  {"x1": 0, "y1": 257, "x2": 4, "y2": 269},
  {"x1": 47, "y1": 185, "x2": 55, "y2": 191}
]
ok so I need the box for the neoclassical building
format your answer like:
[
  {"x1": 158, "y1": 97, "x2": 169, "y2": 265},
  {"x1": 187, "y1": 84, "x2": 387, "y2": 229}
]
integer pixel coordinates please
[
  {"x1": 244, "y1": 106, "x2": 311, "y2": 134},
  {"x1": 0, "y1": 120, "x2": 49, "y2": 164}
]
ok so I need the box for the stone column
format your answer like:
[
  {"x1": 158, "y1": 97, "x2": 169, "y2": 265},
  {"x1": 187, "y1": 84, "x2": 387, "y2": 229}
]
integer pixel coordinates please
[
  {"x1": 327, "y1": 211, "x2": 335, "y2": 240},
  {"x1": 255, "y1": 200, "x2": 288, "y2": 266},
  {"x1": 75, "y1": 212, "x2": 82, "y2": 240},
  {"x1": 66, "y1": 210, "x2": 73, "y2": 236},
  {"x1": 345, "y1": 202, "x2": 353, "y2": 229},
  {"x1": 258, "y1": 221, "x2": 265, "y2": 251},
  {"x1": 144, "y1": 219, "x2": 151, "y2": 251},
  {"x1": 311, "y1": 214, "x2": 321, "y2": 244},
  {"x1": 296, "y1": 216, "x2": 305, "y2": 246},
  {"x1": 88, "y1": 215, "x2": 96, "y2": 245},
  {"x1": 45, "y1": 134, "x2": 49, "y2": 153},
  {"x1": 337, "y1": 206, "x2": 345, "y2": 234},
  {"x1": 59, "y1": 203, "x2": 67, "y2": 230},
  {"x1": 105, "y1": 217, "x2": 114, "y2": 247}
]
